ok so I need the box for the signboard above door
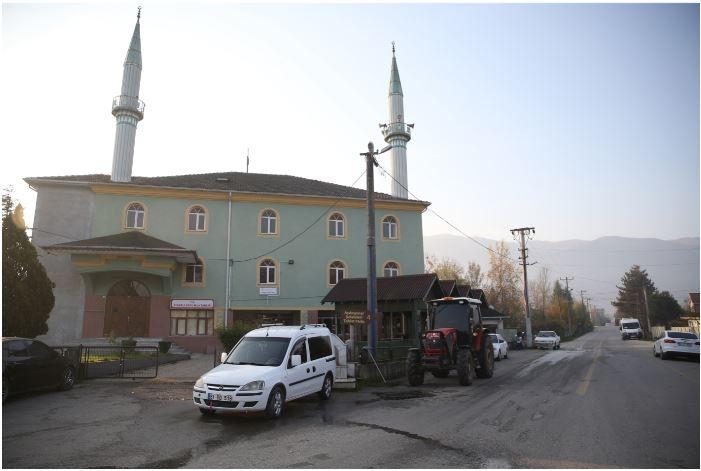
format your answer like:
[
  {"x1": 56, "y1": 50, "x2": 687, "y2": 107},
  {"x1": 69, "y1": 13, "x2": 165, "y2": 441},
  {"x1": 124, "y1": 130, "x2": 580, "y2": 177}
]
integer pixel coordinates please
[{"x1": 170, "y1": 299, "x2": 214, "y2": 310}]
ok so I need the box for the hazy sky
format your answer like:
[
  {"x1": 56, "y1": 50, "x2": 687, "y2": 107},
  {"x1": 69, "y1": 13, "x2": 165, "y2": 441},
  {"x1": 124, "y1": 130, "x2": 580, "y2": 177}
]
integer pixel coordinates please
[{"x1": 2, "y1": 2, "x2": 699, "y2": 242}]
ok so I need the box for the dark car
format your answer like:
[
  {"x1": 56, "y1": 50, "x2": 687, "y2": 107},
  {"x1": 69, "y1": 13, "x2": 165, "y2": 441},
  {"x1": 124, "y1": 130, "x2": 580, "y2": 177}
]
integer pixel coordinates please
[{"x1": 2, "y1": 337, "x2": 76, "y2": 402}]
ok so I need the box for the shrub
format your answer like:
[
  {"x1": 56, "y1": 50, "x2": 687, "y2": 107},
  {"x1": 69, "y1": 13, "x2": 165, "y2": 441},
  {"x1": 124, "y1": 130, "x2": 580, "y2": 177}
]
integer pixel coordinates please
[
  {"x1": 158, "y1": 341, "x2": 171, "y2": 354},
  {"x1": 121, "y1": 337, "x2": 137, "y2": 348},
  {"x1": 216, "y1": 321, "x2": 254, "y2": 351}
]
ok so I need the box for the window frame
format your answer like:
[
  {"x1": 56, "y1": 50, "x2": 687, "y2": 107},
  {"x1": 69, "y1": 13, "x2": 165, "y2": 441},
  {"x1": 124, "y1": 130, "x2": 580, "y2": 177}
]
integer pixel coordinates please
[
  {"x1": 327, "y1": 212, "x2": 347, "y2": 239},
  {"x1": 182, "y1": 258, "x2": 205, "y2": 287},
  {"x1": 381, "y1": 215, "x2": 400, "y2": 241},
  {"x1": 328, "y1": 260, "x2": 347, "y2": 286},
  {"x1": 383, "y1": 260, "x2": 401, "y2": 277},
  {"x1": 258, "y1": 208, "x2": 279, "y2": 237},
  {"x1": 258, "y1": 258, "x2": 278, "y2": 285},
  {"x1": 186, "y1": 205, "x2": 208, "y2": 233},
  {"x1": 124, "y1": 202, "x2": 147, "y2": 230},
  {"x1": 169, "y1": 310, "x2": 214, "y2": 336}
]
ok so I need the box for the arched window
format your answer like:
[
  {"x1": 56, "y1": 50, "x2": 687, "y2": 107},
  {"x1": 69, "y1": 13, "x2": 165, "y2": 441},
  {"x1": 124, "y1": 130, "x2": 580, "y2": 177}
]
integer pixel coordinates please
[
  {"x1": 125, "y1": 203, "x2": 145, "y2": 229},
  {"x1": 329, "y1": 261, "x2": 346, "y2": 285},
  {"x1": 328, "y1": 213, "x2": 345, "y2": 238},
  {"x1": 185, "y1": 258, "x2": 204, "y2": 284},
  {"x1": 188, "y1": 206, "x2": 206, "y2": 231},
  {"x1": 260, "y1": 209, "x2": 278, "y2": 235},
  {"x1": 384, "y1": 261, "x2": 399, "y2": 277},
  {"x1": 259, "y1": 259, "x2": 276, "y2": 284},
  {"x1": 382, "y1": 215, "x2": 398, "y2": 240}
]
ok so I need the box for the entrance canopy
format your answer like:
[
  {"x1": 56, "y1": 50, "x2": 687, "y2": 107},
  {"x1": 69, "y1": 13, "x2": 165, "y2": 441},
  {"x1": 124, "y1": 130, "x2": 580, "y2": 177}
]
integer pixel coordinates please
[{"x1": 42, "y1": 231, "x2": 198, "y2": 264}]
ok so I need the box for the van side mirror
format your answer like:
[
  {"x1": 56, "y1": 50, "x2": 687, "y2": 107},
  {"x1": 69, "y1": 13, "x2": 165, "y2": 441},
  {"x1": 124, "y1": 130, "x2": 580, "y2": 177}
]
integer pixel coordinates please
[
  {"x1": 291, "y1": 354, "x2": 301, "y2": 367},
  {"x1": 220, "y1": 352, "x2": 228, "y2": 364}
]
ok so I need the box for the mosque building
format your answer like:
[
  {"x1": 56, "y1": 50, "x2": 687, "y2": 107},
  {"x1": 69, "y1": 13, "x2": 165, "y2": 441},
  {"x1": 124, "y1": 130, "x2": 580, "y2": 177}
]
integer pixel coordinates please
[{"x1": 26, "y1": 12, "x2": 428, "y2": 352}]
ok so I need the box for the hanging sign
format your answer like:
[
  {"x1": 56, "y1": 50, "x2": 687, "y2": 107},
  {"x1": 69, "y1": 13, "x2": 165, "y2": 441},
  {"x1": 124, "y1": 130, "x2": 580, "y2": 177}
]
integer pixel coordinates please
[
  {"x1": 343, "y1": 311, "x2": 371, "y2": 325},
  {"x1": 170, "y1": 299, "x2": 214, "y2": 310}
]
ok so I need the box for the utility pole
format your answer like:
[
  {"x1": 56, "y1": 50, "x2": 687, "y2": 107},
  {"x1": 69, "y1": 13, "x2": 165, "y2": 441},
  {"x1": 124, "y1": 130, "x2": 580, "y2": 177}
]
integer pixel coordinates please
[
  {"x1": 511, "y1": 227, "x2": 535, "y2": 348},
  {"x1": 360, "y1": 142, "x2": 379, "y2": 356},
  {"x1": 642, "y1": 285, "x2": 652, "y2": 340},
  {"x1": 560, "y1": 276, "x2": 574, "y2": 336},
  {"x1": 585, "y1": 297, "x2": 593, "y2": 323}
]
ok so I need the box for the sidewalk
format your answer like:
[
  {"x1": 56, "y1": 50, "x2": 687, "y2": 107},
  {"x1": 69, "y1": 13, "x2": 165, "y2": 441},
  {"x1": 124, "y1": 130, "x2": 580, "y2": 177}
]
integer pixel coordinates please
[{"x1": 154, "y1": 353, "x2": 217, "y2": 383}]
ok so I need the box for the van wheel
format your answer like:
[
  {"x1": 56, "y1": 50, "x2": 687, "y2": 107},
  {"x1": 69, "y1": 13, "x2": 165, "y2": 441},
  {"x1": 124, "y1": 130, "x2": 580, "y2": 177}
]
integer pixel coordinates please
[
  {"x1": 265, "y1": 386, "x2": 285, "y2": 419},
  {"x1": 58, "y1": 366, "x2": 75, "y2": 391},
  {"x1": 318, "y1": 374, "x2": 333, "y2": 400}
]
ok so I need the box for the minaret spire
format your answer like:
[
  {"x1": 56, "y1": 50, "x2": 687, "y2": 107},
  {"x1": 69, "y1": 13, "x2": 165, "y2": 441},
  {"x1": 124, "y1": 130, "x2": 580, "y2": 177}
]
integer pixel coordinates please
[
  {"x1": 111, "y1": 9, "x2": 145, "y2": 183},
  {"x1": 381, "y1": 43, "x2": 412, "y2": 199}
]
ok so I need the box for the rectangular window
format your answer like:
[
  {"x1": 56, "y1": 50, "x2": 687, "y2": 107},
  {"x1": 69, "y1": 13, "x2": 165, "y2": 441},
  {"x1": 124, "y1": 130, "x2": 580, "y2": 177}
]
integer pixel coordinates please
[
  {"x1": 188, "y1": 213, "x2": 198, "y2": 231},
  {"x1": 170, "y1": 310, "x2": 213, "y2": 336},
  {"x1": 185, "y1": 265, "x2": 203, "y2": 283}
]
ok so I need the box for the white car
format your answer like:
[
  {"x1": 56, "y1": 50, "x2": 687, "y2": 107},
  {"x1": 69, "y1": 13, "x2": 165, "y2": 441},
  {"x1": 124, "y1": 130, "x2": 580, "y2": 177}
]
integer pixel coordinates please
[
  {"x1": 653, "y1": 331, "x2": 700, "y2": 360},
  {"x1": 193, "y1": 325, "x2": 336, "y2": 419},
  {"x1": 488, "y1": 333, "x2": 509, "y2": 360},
  {"x1": 534, "y1": 331, "x2": 560, "y2": 350}
]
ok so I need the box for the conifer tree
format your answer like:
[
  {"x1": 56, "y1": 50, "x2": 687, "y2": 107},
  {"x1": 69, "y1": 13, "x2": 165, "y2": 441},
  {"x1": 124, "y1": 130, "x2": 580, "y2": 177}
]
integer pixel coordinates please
[{"x1": 2, "y1": 189, "x2": 55, "y2": 337}]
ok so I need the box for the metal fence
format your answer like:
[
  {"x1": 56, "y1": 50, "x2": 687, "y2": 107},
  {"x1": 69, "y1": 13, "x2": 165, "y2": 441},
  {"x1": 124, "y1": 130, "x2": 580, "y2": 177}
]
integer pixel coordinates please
[{"x1": 52, "y1": 345, "x2": 159, "y2": 379}]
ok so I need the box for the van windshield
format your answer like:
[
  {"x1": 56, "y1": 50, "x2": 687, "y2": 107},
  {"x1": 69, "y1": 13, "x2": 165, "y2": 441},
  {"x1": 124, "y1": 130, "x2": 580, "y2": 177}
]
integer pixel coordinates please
[
  {"x1": 622, "y1": 323, "x2": 640, "y2": 329},
  {"x1": 224, "y1": 337, "x2": 291, "y2": 366}
]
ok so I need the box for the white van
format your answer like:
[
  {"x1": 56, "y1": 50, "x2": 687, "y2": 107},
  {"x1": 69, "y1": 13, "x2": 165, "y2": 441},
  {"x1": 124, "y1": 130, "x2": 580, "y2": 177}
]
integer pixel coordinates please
[
  {"x1": 620, "y1": 318, "x2": 644, "y2": 340},
  {"x1": 193, "y1": 325, "x2": 336, "y2": 419}
]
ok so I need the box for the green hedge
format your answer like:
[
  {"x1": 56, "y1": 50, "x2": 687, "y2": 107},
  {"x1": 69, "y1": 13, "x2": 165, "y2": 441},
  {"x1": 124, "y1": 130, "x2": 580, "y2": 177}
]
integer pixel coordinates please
[{"x1": 216, "y1": 321, "x2": 255, "y2": 352}]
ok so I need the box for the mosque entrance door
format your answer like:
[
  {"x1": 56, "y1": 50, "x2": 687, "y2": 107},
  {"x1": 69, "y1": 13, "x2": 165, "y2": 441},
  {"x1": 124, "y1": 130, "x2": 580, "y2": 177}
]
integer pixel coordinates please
[{"x1": 104, "y1": 280, "x2": 150, "y2": 337}]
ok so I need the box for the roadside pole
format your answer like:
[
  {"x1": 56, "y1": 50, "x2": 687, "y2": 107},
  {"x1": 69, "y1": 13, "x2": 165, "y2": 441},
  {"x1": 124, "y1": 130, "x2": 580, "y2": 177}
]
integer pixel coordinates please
[
  {"x1": 511, "y1": 227, "x2": 535, "y2": 348},
  {"x1": 642, "y1": 286, "x2": 652, "y2": 340},
  {"x1": 361, "y1": 142, "x2": 379, "y2": 356}
]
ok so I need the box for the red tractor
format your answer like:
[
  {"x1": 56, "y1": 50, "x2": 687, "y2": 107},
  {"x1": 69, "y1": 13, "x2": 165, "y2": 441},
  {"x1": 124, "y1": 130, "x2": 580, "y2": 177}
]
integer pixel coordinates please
[{"x1": 406, "y1": 296, "x2": 494, "y2": 386}]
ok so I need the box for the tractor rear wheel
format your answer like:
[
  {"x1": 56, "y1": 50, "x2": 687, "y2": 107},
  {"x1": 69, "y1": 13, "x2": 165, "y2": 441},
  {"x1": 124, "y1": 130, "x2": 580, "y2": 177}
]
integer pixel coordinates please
[
  {"x1": 457, "y1": 349, "x2": 475, "y2": 386},
  {"x1": 476, "y1": 341, "x2": 495, "y2": 379},
  {"x1": 406, "y1": 349, "x2": 424, "y2": 386}
]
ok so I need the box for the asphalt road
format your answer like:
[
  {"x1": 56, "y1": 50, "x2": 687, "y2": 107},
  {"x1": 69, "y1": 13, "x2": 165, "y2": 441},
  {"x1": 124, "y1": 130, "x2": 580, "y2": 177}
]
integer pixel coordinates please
[{"x1": 3, "y1": 326, "x2": 698, "y2": 468}]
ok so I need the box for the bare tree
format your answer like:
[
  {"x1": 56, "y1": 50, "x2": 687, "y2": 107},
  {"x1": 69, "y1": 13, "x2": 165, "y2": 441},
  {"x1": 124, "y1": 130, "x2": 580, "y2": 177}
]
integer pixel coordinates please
[
  {"x1": 425, "y1": 254, "x2": 466, "y2": 282},
  {"x1": 485, "y1": 241, "x2": 523, "y2": 318},
  {"x1": 465, "y1": 261, "x2": 484, "y2": 288}
]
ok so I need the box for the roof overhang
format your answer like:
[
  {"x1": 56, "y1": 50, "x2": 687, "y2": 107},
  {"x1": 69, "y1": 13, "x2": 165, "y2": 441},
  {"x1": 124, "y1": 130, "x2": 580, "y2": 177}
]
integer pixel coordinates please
[{"x1": 42, "y1": 245, "x2": 198, "y2": 264}]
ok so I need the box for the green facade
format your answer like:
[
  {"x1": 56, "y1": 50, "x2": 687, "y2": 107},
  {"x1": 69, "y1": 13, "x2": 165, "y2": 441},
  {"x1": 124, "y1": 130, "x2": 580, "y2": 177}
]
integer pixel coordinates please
[{"x1": 89, "y1": 193, "x2": 425, "y2": 311}]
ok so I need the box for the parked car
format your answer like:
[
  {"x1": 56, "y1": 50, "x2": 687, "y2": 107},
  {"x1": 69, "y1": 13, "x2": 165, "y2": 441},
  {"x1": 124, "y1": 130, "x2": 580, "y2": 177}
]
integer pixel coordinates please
[
  {"x1": 534, "y1": 331, "x2": 561, "y2": 350},
  {"x1": 193, "y1": 325, "x2": 336, "y2": 419},
  {"x1": 2, "y1": 337, "x2": 76, "y2": 403},
  {"x1": 653, "y1": 331, "x2": 700, "y2": 360},
  {"x1": 488, "y1": 333, "x2": 509, "y2": 360}
]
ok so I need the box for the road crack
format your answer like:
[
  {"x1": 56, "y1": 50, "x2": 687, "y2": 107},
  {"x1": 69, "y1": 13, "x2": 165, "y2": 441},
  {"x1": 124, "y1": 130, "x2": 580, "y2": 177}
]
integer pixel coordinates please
[{"x1": 345, "y1": 420, "x2": 482, "y2": 464}]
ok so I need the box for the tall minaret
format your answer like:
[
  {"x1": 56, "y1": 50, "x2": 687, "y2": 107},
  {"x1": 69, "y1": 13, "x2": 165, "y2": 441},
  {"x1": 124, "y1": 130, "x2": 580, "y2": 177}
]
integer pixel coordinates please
[
  {"x1": 381, "y1": 43, "x2": 412, "y2": 199},
  {"x1": 111, "y1": 8, "x2": 144, "y2": 182}
]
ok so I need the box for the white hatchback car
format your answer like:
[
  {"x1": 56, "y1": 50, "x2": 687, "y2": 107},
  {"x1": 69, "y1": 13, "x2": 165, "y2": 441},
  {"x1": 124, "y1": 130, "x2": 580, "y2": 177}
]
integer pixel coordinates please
[
  {"x1": 653, "y1": 331, "x2": 700, "y2": 360},
  {"x1": 488, "y1": 333, "x2": 509, "y2": 360},
  {"x1": 193, "y1": 325, "x2": 336, "y2": 419}
]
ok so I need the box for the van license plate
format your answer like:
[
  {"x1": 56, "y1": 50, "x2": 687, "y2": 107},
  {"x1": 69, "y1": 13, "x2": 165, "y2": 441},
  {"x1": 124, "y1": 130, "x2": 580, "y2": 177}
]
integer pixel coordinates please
[{"x1": 207, "y1": 393, "x2": 233, "y2": 401}]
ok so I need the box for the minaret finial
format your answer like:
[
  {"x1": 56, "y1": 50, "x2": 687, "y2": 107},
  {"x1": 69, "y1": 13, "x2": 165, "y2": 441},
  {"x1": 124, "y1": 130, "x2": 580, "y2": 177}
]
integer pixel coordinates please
[
  {"x1": 392, "y1": 41, "x2": 395, "y2": 54},
  {"x1": 137, "y1": 6, "x2": 141, "y2": 20}
]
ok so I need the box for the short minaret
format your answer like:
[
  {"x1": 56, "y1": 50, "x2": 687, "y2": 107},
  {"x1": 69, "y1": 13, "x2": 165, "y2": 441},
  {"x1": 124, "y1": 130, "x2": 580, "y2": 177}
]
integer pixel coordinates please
[
  {"x1": 380, "y1": 43, "x2": 412, "y2": 199},
  {"x1": 111, "y1": 8, "x2": 145, "y2": 182}
]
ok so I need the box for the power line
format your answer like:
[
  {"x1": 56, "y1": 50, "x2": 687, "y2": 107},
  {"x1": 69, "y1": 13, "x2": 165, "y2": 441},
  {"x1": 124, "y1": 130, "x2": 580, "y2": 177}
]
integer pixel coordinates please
[{"x1": 375, "y1": 161, "x2": 515, "y2": 262}]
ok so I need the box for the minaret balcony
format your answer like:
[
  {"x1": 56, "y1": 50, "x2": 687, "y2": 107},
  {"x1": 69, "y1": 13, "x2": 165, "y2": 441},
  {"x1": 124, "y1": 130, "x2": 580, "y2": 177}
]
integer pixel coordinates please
[
  {"x1": 381, "y1": 122, "x2": 411, "y2": 141},
  {"x1": 112, "y1": 95, "x2": 145, "y2": 120}
]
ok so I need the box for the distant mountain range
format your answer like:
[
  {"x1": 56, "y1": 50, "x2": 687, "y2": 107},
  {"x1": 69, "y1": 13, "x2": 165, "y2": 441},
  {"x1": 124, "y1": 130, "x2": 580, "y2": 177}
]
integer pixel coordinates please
[{"x1": 423, "y1": 234, "x2": 700, "y2": 314}]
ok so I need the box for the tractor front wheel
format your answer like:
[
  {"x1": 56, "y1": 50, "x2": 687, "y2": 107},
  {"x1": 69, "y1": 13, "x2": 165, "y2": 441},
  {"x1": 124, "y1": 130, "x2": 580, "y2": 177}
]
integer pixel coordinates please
[
  {"x1": 457, "y1": 349, "x2": 475, "y2": 386},
  {"x1": 406, "y1": 349, "x2": 424, "y2": 386},
  {"x1": 476, "y1": 342, "x2": 495, "y2": 379}
]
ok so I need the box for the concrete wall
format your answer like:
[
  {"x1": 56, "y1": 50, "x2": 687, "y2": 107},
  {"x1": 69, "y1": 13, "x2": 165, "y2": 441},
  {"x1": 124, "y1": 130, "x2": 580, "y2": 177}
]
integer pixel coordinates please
[{"x1": 32, "y1": 184, "x2": 95, "y2": 344}]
